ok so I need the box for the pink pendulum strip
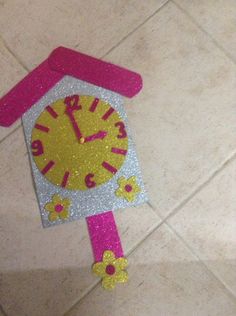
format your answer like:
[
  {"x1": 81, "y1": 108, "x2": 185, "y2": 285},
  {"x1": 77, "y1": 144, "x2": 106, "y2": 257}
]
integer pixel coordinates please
[{"x1": 86, "y1": 211, "x2": 123, "y2": 262}]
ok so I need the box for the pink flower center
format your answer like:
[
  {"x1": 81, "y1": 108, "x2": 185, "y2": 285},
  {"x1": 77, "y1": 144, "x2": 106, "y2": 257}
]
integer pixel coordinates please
[
  {"x1": 55, "y1": 204, "x2": 64, "y2": 213},
  {"x1": 125, "y1": 184, "x2": 132, "y2": 192},
  {"x1": 106, "y1": 264, "x2": 115, "y2": 275}
]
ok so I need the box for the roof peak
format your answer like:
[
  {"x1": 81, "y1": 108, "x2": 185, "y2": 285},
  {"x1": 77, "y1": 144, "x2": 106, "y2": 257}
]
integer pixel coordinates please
[{"x1": 0, "y1": 47, "x2": 142, "y2": 127}]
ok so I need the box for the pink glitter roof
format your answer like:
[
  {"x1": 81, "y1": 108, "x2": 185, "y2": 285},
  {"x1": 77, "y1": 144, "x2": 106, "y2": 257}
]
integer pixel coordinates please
[{"x1": 0, "y1": 46, "x2": 143, "y2": 127}]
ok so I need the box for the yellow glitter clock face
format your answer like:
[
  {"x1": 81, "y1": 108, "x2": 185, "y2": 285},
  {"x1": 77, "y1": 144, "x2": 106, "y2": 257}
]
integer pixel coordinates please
[{"x1": 31, "y1": 95, "x2": 128, "y2": 190}]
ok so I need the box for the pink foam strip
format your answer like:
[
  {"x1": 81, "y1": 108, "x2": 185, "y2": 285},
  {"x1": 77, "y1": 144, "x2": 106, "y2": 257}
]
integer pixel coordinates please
[
  {"x1": 46, "y1": 105, "x2": 58, "y2": 118},
  {"x1": 61, "y1": 171, "x2": 70, "y2": 188},
  {"x1": 49, "y1": 47, "x2": 143, "y2": 98},
  {"x1": 89, "y1": 97, "x2": 99, "y2": 112},
  {"x1": 111, "y1": 147, "x2": 127, "y2": 155},
  {"x1": 86, "y1": 211, "x2": 123, "y2": 262},
  {"x1": 102, "y1": 107, "x2": 115, "y2": 121},
  {"x1": 102, "y1": 161, "x2": 118, "y2": 174},
  {"x1": 0, "y1": 47, "x2": 143, "y2": 127},
  {"x1": 0, "y1": 60, "x2": 63, "y2": 127},
  {"x1": 41, "y1": 160, "x2": 55, "y2": 175},
  {"x1": 35, "y1": 123, "x2": 50, "y2": 133}
]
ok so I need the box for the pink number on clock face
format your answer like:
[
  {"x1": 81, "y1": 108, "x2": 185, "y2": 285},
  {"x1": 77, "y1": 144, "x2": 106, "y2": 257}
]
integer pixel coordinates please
[
  {"x1": 31, "y1": 95, "x2": 129, "y2": 190},
  {"x1": 61, "y1": 171, "x2": 70, "y2": 188},
  {"x1": 115, "y1": 121, "x2": 127, "y2": 139},
  {"x1": 64, "y1": 95, "x2": 80, "y2": 109},
  {"x1": 31, "y1": 140, "x2": 44, "y2": 156},
  {"x1": 85, "y1": 173, "x2": 96, "y2": 188}
]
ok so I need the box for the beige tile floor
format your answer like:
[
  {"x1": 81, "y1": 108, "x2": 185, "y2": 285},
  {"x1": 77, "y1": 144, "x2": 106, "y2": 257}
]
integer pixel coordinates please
[{"x1": 0, "y1": 1, "x2": 235, "y2": 315}]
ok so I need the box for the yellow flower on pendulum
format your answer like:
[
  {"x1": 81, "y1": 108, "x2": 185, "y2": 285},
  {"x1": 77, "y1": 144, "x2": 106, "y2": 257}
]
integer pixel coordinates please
[{"x1": 92, "y1": 250, "x2": 128, "y2": 290}]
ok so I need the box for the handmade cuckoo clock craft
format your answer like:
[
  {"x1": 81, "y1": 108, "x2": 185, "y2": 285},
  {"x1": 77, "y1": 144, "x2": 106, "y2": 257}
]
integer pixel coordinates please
[{"x1": 0, "y1": 47, "x2": 147, "y2": 290}]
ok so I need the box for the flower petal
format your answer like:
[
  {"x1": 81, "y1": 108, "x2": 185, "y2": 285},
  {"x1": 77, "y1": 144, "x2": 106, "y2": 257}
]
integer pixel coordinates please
[
  {"x1": 62, "y1": 198, "x2": 70, "y2": 208},
  {"x1": 125, "y1": 192, "x2": 135, "y2": 202},
  {"x1": 44, "y1": 202, "x2": 54, "y2": 213},
  {"x1": 133, "y1": 184, "x2": 141, "y2": 193},
  {"x1": 48, "y1": 212, "x2": 59, "y2": 222},
  {"x1": 129, "y1": 176, "x2": 137, "y2": 186},
  {"x1": 59, "y1": 210, "x2": 69, "y2": 220},
  {"x1": 52, "y1": 194, "x2": 62, "y2": 205},
  {"x1": 92, "y1": 262, "x2": 106, "y2": 277},
  {"x1": 115, "y1": 270, "x2": 128, "y2": 283},
  {"x1": 102, "y1": 276, "x2": 116, "y2": 290},
  {"x1": 103, "y1": 250, "x2": 116, "y2": 264},
  {"x1": 115, "y1": 188, "x2": 124, "y2": 198},
  {"x1": 117, "y1": 176, "x2": 125, "y2": 186},
  {"x1": 114, "y1": 257, "x2": 128, "y2": 271}
]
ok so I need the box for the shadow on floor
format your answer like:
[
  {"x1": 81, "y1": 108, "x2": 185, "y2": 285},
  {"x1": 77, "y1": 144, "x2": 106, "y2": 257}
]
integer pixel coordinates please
[{"x1": 1, "y1": 258, "x2": 236, "y2": 316}]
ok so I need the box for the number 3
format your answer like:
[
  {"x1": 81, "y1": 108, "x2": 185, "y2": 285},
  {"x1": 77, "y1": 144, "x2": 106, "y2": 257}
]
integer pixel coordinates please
[{"x1": 115, "y1": 121, "x2": 127, "y2": 139}]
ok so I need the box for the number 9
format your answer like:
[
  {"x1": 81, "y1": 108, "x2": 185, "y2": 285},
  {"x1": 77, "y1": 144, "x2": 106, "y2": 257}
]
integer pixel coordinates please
[{"x1": 31, "y1": 140, "x2": 44, "y2": 156}]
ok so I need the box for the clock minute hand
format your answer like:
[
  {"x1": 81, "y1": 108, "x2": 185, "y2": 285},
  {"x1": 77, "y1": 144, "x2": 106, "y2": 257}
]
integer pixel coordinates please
[
  {"x1": 84, "y1": 131, "x2": 107, "y2": 143},
  {"x1": 65, "y1": 105, "x2": 82, "y2": 141}
]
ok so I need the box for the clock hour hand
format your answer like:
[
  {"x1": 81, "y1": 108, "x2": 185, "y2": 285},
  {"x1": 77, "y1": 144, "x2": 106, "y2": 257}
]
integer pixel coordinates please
[
  {"x1": 65, "y1": 105, "x2": 83, "y2": 141},
  {"x1": 84, "y1": 131, "x2": 107, "y2": 143}
]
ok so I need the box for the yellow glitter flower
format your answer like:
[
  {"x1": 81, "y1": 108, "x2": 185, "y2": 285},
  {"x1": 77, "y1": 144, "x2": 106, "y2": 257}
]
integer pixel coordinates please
[
  {"x1": 92, "y1": 250, "x2": 128, "y2": 290},
  {"x1": 115, "y1": 176, "x2": 141, "y2": 202},
  {"x1": 44, "y1": 194, "x2": 70, "y2": 222}
]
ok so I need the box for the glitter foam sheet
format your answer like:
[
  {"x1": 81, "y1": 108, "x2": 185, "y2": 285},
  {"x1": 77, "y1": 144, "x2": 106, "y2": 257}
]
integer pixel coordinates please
[{"x1": 22, "y1": 76, "x2": 148, "y2": 228}]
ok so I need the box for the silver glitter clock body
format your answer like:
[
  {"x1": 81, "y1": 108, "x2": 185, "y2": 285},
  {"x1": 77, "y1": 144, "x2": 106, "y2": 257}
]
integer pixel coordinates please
[{"x1": 22, "y1": 76, "x2": 147, "y2": 227}]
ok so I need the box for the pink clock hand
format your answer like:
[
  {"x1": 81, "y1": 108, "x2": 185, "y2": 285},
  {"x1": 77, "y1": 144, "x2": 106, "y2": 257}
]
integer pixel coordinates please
[
  {"x1": 84, "y1": 131, "x2": 107, "y2": 143},
  {"x1": 65, "y1": 103, "x2": 83, "y2": 141}
]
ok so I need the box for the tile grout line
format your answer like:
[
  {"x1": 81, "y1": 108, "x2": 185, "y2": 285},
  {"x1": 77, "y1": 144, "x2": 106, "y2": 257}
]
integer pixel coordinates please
[
  {"x1": 162, "y1": 149, "x2": 236, "y2": 223},
  {"x1": 65, "y1": 150, "x2": 236, "y2": 314},
  {"x1": 1, "y1": 0, "x2": 234, "y2": 148},
  {"x1": 1, "y1": 0, "x2": 235, "y2": 311},
  {"x1": 63, "y1": 280, "x2": 101, "y2": 316},
  {"x1": 0, "y1": 35, "x2": 29, "y2": 71},
  {"x1": 0, "y1": 1, "x2": 171, "y2": 146},
  {"x1": 0, "y1": 304, "x2": 8, "y2": 316},
  {"x1": 100, "y1": 0, "x2": 171, "y2": 59},
  {"x1": 66, "y1": 169, "x2": 236, "y2": 315},
  {"x1": 63, "y1": 137, "x2": 236, "y2": 312},
  {"x1": 1, "y1": 0, "x2": 235, "y2": 147},
  {"x1": 0, "y1": 123, "x2": 22, "y2": 146},
  {"x1": 147, "y1": 150, "x2": 236, "y2": 292},
  {"x1": 66, "y1": 152, "x2": 236, "y2": 316},
  {"x1": 165, "y1": 221, "x2": 236, "y2": 303},
  {"x1": 64, "y1": 217, "x2": 166, "y2": 316},
  {"x1": 0, "y1": 7, "x2": 170, "y2": 313},
  {"x1": 150, "y1": 151, "x2": 236, "y2": 302},
  {"x1": 171, "y1": 0, "x2": 236, "y2": 65},
  {"x1": 75, "y1": 0, "x2": 170, "y2": 57},
  {"x1": 0, "y1": 39, "x2": 76, "y2": 145}
]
